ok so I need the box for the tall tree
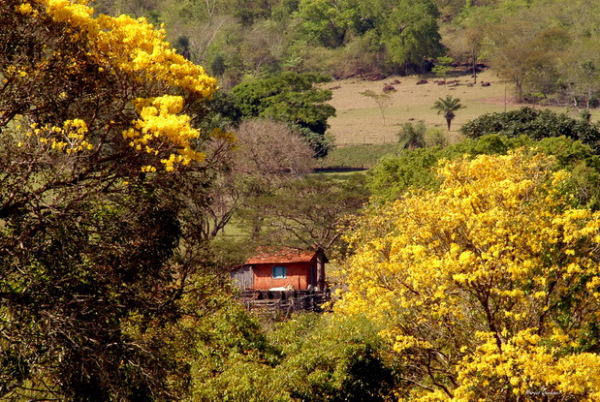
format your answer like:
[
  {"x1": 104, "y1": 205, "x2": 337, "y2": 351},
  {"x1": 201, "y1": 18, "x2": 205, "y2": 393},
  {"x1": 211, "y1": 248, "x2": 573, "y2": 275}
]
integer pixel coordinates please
[
  {"x1": 0, "y1": 1, "x2": 223, "y2": 399},
  {"x1": 296, "y1": 0, "x2": 363, "y2": 48},
  {"x1": 360, "y1": 89, "x2": 393, "y2": 126},
  {"x1": 487, "y1": 6, "x2": 570, "y2": 101},
  {"x1": 441, "y1": 5, "x2": 490, "y2": 85},
  {"x1": 231, "y1": 72, "x2": 336, "y2": 157},
  {"x1": 431, "y1": 55, "x2": 454, "y2": 85},
  {"x1": 338, "y1": 150, "x2": 600, "y2": 399},
  {"x1": 380, "y1": 0, "x2": 443, "y2": 74},
  {"x1": 559, "y1": 37, "x2": 600, "y2": 112}
]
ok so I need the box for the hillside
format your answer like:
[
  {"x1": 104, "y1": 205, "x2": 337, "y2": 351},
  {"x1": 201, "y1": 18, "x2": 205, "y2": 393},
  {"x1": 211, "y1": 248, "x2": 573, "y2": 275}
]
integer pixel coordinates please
[{"x1": 326, "y1": 69, "x2": 592, "y2": 146}]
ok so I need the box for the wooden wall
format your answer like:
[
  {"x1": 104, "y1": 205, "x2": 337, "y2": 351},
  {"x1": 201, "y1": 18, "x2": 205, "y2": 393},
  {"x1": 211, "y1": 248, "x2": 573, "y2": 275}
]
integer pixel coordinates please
[
  {"x1": 253, "y1": 262, "x2": 315, "y2": 290},
  {"x1": 230, "y1": 265, "x2": 254, "y2": 290}
]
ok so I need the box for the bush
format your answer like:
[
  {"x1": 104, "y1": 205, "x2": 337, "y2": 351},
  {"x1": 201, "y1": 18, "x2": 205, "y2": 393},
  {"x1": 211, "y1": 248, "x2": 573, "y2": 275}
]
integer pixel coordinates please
[
  {"x1": 461, "y1": 107, "x2": 600, "y2": 152},
  {"x1": 269, "y1": 314, "x2": 396, "y2": 402}
]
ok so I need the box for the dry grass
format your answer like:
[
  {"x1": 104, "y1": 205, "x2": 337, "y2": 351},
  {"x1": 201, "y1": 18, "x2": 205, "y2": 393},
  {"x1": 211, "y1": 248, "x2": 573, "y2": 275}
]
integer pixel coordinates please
[{"x1": 326, "y1": 69, "x2": 593, "y2": 146}]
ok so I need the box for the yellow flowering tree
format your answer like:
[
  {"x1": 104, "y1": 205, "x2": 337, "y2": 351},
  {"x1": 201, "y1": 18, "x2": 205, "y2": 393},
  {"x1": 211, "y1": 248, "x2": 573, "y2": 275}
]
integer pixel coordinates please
[
  {"x1": 2, "y1": 0, "x2": 217, "y2": 173},
  {"x1": 337, "y1": 150, "x2": 600, "y2": 400},
  {"x1": 0, "y1": 0, "x2": 227, "y2": 399}
]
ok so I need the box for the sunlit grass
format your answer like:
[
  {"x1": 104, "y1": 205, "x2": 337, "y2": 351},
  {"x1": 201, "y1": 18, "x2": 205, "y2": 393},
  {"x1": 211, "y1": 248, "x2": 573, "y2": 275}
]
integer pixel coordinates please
[
  {"x1": 327, "y1": 69, "x2": 590, "y2": 146},
  {"x1": 316, "y1": 143, "x2": 398, "y2": 170}
]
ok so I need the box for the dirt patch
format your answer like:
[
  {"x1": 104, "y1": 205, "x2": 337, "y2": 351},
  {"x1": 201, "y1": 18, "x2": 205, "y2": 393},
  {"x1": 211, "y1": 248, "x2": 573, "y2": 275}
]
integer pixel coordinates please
[{"x1": 481, "y1": 96, "x2": 520, "y2": 106}]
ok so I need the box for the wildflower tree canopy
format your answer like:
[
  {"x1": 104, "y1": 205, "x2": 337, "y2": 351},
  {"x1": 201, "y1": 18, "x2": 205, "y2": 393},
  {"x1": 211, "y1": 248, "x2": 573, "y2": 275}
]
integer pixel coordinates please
[
  {"x1": 1, "y1": 0, "x2": 217, "y2": 175},
  {"x1": 337, "y1": 150, "x2": 600, "y2": 400},
  {"x1": 0, "y1": 0, "x2": 223, "y2": 399}
]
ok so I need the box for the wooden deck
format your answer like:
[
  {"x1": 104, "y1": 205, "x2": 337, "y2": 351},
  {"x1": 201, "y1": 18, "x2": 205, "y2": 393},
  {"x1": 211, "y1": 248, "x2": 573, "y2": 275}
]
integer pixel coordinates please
[{"x1": 238, "y1": 289, "x2": 331, "y2": 315}]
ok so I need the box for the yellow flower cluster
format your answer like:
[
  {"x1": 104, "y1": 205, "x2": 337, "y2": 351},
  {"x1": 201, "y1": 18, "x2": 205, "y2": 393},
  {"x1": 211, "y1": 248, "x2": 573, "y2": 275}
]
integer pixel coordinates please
[
  {"x1": 454, "y1": 330, "x2": 600, "y2": 400},
  {"x1": 37, "y1": 0, "x2": 216, "y2": 96},
  {"x1": 123, "y1": 96, "x2": 205, "y2": 171},
  {"x1": 337, "y1": 150, "x2": 600, "y2": 399},
  {"x1": 27, "y1": 119, "x2": 93, "y2": 153},
  {"x1": 15, "y1": 2, "x2": 36, "y2": 15}
]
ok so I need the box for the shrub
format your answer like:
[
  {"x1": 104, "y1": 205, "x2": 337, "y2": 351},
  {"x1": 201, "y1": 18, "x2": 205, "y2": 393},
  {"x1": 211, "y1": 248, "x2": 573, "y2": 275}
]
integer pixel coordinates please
[{"x1": 461, "y1": 107, "x2": 600, "y2": 152}]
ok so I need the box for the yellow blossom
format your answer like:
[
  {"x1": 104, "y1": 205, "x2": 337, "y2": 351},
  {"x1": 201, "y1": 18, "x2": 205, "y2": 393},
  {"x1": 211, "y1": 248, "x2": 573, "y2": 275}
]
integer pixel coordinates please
[{"x1": 337, "y1": 150, "x2": 600, "y2": 400}]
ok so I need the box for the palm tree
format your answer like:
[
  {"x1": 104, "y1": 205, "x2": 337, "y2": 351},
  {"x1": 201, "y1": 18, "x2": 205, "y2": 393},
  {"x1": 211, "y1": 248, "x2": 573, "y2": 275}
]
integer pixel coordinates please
[{"x1": 433, "y1": 95, "x2": 464, "y2": 131}]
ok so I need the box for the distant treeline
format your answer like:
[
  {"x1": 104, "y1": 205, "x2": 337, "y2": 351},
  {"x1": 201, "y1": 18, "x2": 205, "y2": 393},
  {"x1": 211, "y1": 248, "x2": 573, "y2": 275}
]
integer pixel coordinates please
[{"x1": 95, "y1": 0, "x2": 600, "y2": 108}]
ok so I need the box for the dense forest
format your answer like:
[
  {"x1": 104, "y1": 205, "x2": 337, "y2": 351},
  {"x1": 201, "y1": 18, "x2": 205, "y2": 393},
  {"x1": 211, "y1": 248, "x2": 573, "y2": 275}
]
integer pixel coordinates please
[
  {"x1": 3, "y1": 0, "x2": 600, "y2": 400},
  {"x1": 95, "y1": 0, "x2": 600, "y2": 105}
]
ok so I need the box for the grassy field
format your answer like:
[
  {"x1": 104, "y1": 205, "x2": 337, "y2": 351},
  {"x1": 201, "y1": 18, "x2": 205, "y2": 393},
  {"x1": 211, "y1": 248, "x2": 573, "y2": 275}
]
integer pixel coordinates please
[
  {"x1": 325, "y1": 69, "x2": 592, "y2": 147},
  {"x1": 315, "y1": 143, "x2": 399, "y2": 170}
]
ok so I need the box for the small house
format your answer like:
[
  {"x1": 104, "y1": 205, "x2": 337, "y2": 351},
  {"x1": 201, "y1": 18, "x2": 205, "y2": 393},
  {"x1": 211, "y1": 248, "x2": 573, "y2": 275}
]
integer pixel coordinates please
[{"x1": 230, "y1": 247, "x2": 327, "y2": 291}]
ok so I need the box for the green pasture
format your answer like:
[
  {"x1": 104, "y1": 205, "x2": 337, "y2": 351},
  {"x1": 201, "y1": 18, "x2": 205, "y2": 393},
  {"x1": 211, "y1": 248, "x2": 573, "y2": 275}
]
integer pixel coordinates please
[{"x1": 315, "y1": 143, "x2": 398, "y2": 170}]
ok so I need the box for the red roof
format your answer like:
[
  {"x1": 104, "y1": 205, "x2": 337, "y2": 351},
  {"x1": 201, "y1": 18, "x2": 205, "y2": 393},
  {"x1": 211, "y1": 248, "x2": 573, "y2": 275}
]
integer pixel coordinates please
[{"x1": 245, "y1": 247, "x2": 319, "y2": 265}]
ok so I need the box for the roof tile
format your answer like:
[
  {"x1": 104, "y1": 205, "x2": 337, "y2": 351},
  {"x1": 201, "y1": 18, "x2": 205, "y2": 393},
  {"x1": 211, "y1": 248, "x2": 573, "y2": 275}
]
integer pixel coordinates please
[{"x1": 246, "y1": 247, "x2": 318, "y2": 264}]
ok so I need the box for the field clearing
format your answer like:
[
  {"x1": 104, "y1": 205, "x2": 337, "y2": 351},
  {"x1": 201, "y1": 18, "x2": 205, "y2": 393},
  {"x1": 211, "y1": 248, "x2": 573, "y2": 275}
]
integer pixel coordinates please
[
  {"x1": 326, "y1": 69, "x2": 595, "y2": 146},
  {"x1": 315, "y1": 143, "x2": 398, "y2": 170}
]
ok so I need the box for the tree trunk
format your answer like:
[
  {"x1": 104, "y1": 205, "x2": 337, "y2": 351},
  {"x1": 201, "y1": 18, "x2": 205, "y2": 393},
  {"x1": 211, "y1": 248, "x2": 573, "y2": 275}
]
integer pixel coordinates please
[
  {"x1": 316, "y1": 250, "x2": 326, "y2": 291},
  {"x1": 472, "y1": 54, "x2": 477, "y2": 84}
]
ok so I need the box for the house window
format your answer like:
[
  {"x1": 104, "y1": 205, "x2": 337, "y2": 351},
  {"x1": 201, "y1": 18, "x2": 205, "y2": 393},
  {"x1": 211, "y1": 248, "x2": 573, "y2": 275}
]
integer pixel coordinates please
[{"x1": 273, "y1": 266, "x2": 286, "y2": 279}]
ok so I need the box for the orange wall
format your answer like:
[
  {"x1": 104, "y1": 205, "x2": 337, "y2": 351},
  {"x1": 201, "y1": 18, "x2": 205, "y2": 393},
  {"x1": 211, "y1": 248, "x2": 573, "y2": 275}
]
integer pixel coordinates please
[{"x1": 253, "y1": 262, "x2": 313, "y2": 290}]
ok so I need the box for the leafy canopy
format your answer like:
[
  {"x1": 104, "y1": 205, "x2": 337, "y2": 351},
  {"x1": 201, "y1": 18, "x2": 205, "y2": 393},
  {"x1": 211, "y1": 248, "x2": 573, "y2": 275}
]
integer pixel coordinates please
[
  {"x1": 231, "y1": 72, "x2": 336, "y2": 157},
  {"x1": 461, "y1": 107, "x2": 600, "y2": 153}
]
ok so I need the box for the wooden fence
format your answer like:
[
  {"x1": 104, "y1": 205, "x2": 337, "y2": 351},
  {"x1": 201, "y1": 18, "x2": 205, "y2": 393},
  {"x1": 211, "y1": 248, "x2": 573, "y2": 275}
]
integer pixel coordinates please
[{"x1": 238, "y1": 289, "x2": 331, "y2": 315}]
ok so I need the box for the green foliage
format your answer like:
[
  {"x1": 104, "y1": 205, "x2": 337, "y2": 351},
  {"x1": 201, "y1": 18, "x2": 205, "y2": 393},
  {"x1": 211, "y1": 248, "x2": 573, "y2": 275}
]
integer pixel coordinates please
[
  {"x1": 99, "y1": 0, "x2": 448, "y2": 78},
  {"x1": 533, "y1": 136, "x2": 600, "y2": 210},
  {"x1": 424, "y1": 126, "x2": 449, "y2": 148},
  {"x1": 431, "y1": 55, "x2": 454, "y2": 84},
  {"x1": 0, "y1": 176, "x2": 188, "y2": 399},
  {"x1": 94, "y1": 0, "x2": 600, "y2": 99},
  {"x1": 296, "y1": 0, "x2": 363, "y2": 48},
  {"x1": 559, "y1": 37, "x2": 600, "y2": 110},
  {"x1": 269, "y1": 314, "x2": 396, "y2": 401},
  {"x1": 367, "y1": 147, "x2": 442, "y2": 201},
  {"x1": 209, "y1": 52, "x2": 227, "y2": 76},
  {"x1": 188, "y1": 310, "x2": 398, "y2": 401},
  {"x1": 461, "y1": 107, "x2": 600, "y2": 152},
  {"x1": 189, "y1": 301, "x2": 285, "y2": 401},
  {"x1": 486, "y1": 7, "x2": 571, "y2": 100},
  {"x1": 316, "y1": 143, "x2": 399, "y2": 170},
  {"x1": 396, "y1": 121, "x2": 427, "y2": 150},
  {"x1": 236, "y1": 174, "x2": 370, "y2": 253},
  {"x1": 380, "y1": 0, "x2": 443, "y2": 73},
  {"x1": 291, "y1": 0, "x2": 444, "y2": 74},
  {"x1": 231, "y1": 72, "x2": 336, "y2": 157}
]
